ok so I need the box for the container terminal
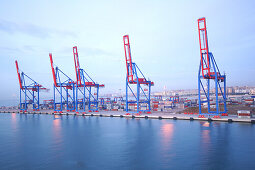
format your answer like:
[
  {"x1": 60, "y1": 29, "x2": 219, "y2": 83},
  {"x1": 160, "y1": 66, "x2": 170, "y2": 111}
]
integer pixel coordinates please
[{"x1": 1, "y1": 17, "x2": 255, "y2": 123}]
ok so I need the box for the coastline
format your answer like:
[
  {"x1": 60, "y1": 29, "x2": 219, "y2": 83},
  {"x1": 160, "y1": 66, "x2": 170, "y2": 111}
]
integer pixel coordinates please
[{"x1": 1, "y1": 109, "x2": 254, "y2": 124}]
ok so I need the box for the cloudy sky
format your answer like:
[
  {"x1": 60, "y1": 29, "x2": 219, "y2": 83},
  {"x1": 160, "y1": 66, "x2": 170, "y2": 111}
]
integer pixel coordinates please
[{"x1": 0, "y1": 0, "x2": 255, "y2": 106}]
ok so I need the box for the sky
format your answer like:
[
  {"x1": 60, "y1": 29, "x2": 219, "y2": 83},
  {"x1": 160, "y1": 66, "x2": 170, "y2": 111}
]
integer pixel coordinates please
[{"x1": 0, "y1": 0, "x2": 255, "y2": 106}]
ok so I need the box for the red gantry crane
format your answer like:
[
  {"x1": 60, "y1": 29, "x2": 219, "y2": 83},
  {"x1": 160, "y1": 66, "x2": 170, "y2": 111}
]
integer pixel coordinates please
[
  {"x1": 73, "y1": 46, "x2": 104, "y2": 113},
  {"x1": 197, "y1": 17, "x2": 227, "y2": 118},
  {"x1": 49, "y1": 53, "x2": 75, "y2": 113},
  {"x1": 15, "y1": 60, "x2": 48, "y2": 112},
  {"x1": 123, "y1": 35, "x2": 154, "y2": 114}
]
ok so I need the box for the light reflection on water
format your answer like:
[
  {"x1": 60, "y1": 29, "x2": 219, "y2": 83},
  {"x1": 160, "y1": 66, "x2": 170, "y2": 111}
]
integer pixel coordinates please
[
  {"x1": 160, "y1": 121, "x2": 174, "y2": 150},
  {"x1": 53, "y1": 115, "x2": 63, "y2": 144},
  {"x1": 0, "y1": 113, "x2": 254, "y2": 169},
  {"x1": 159, "y1": 120, "x2": 175, "y2": 167},
  {"x1": 201, "y1": 122, "x2": 211, "y2": 147},
  {"x1": 11, "y1": 113, "x2": 17, "y2": 132}
]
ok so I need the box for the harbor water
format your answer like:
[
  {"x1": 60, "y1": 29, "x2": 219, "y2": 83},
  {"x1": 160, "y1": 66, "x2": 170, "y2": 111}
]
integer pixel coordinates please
[{"x1": 0, "y1": 113, "x2": 254, "y2": 169}]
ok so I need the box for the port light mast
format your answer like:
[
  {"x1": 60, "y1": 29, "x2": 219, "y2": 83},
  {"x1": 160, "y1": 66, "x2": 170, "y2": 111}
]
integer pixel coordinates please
[
  {"x1": 15, "y1": 60, "x2": 48, "y2": 112},
  {"x1": 73, "y1": 46, "x2": 104, "y2": 113},
  {"x1": 197, "y1": 17, "x2": 227, "y2": 118},
  {"x1": 123, "y1": 35, "x2": 154, "y2": 114},
  {"x1": 49, "y1": 53, "x2": 75, "y2": 113}
]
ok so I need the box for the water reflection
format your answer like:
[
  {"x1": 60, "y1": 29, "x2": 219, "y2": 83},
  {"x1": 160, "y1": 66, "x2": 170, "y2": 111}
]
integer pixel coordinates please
[
  {"x1": 53, "y1": 115, "x2": 62, "y2": 135},
  {"x1": 52, "y1": 115, "x2": 63, "y2": 154},
  {"x1": 202, "y1": 122, "x2": 210, "y2": 127},
  {"x1": 11, "y1": 113, "x2": 18, "y2": 132},
  {"x1": 202, "y1": 130, "x2": 210, "y2": 146},
  {"x1": 200, "y1": 122, "x2": 211, "y2": 149},
  {"x1": 199, "y1": 121, "x2": 212, "y2": 167},
  {"x1": 161, "y1": 122, "x2": 174, "y2": 143},
  {"x1": 160, "y1": 120, "x2": 174, "y2": 161}
]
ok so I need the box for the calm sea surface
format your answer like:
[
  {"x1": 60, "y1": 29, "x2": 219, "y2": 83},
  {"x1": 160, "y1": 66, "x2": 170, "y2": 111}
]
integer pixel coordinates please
[{"x1": 0, "y1": 113, "x2": 254, "y2": 170}]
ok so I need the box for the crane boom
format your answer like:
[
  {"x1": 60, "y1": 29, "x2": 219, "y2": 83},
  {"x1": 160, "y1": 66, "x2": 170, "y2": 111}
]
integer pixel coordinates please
[
  {"x1": 49, "y1": 53, "x2": 57, "y2": 87},
  {"x1": 123, "y1": 35, "x2": 134, "y2": 82},
  {"x1": 15, "y1": 60, "x2": 23, "y2": 89},
  {"x1": 73, "y1": 46, "x2": 82, "y2": 86},
  {"x1": 198, "y1": 17, "x2": 211, "y2": 78}
]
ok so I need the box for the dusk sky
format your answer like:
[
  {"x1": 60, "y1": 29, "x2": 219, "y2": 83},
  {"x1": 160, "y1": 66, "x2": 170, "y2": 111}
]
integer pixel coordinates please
[{"x1": 0, "y1": 0, "x2": 255, "y2": 106}]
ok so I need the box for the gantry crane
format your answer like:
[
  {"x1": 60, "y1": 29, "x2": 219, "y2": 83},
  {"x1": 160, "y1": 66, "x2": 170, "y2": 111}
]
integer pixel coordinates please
[
  {"x1": 123, "y1": 35, "x2": 154, "y2": 114},
  {"x1": 49, "y1": 53, "x2": 75, "y2": 113},
  {"x1": 15, "y1": 60, "x2": 48, "y2": 112},
  {"x1": 197, "y1": 17, "x2": 227, "y2": 118},
  {"x1": 73, "y1": 46, "x2": 104, "y2": 113}
]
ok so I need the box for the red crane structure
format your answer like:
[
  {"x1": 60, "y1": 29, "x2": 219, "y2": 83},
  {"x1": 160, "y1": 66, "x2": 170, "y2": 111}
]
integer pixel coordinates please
[
  {"x1": 15, "y1": 60, "x2": 48, "y2": 112},
  {"x1": 73, "y1": 46, "x2": 104, "y2": 113},
  {"x1": 123, "y1": 35, "x2": 154, "y2": 114},
  {"x1": 197, "y1": 17, "x2": 227, "y2": 118},
  {"x1": 49, "y1": 53, "x2": 75, "y2": 113}
]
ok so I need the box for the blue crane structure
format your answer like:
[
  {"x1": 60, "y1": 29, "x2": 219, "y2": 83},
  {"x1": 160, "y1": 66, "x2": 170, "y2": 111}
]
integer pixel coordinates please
[
  {"x1": 49, "y1": 53, "x2": 75, "y2": 113},
  {"x1": 123, "y1": 35, "x2": 154, "y2": 114},
  {"x1": 73, "y1": 46, "x2": 104, "y2": 113},
  {"x1": 197, "y1": 17, "x2": 227, "y2": 118},
  {"x1": 15, "y1": 60, "x2": 48, "y2": 112}
]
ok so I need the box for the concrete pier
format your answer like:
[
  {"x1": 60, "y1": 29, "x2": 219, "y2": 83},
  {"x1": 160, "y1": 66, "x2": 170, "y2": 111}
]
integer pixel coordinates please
[{"x1": 0, "y1": 109, "x2": 254, "y2": 124}]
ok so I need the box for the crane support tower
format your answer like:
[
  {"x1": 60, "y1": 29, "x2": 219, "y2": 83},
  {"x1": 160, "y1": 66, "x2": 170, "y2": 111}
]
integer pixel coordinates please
[
  {"x1": 15, "y1": 60, "x2": 48, "y2": 112},
  {"x1": 197, "y1": 17, "x2": 227, "y2": 117},
  {"x1": 123, "y1": 35, "x2": 154, "y2": 114},
  {"x1": 49, "y1": 53, "x2": 75, "y2": 113},
  {"x1": 73, "y1": 46, "x2": 104, "y2": 113}
]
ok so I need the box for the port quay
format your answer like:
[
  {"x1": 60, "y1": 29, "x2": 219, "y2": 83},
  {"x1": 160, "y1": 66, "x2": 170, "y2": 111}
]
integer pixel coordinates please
[{"x1": 1, "y1": 109, "x2": 255, "y2": 124}]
